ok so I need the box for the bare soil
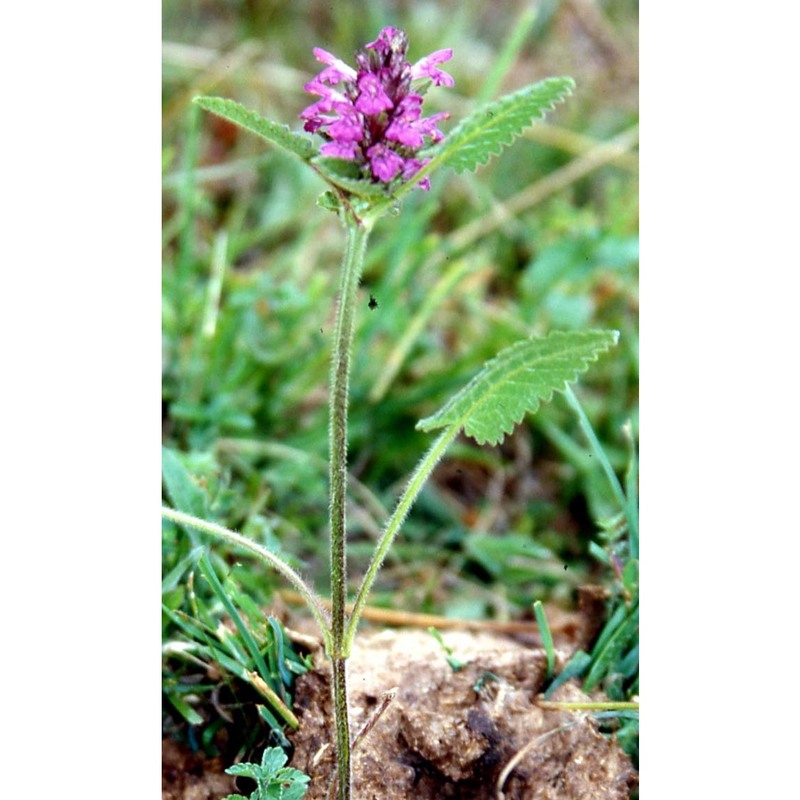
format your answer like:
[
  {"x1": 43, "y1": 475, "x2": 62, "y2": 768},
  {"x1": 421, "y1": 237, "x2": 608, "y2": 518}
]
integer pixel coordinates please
[
  {"x1": 162, "y1": 737, "x2": 236, "y2": 800},
  {"x1": 289, "y1": 628, "x2": 637, "y2": 799},
  {"x1": 163, "y1": 593, "x2": 637, "y2": 799}
]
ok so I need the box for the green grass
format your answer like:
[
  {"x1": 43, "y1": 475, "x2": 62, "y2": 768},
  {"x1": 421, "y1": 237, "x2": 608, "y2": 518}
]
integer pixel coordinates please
[{"x1": 163, "y1": 0, "x2": 638, "y2": 766}]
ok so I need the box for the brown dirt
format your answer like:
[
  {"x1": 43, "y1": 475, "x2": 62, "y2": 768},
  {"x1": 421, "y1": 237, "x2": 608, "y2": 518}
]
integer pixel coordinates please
[
  {"x1": 289, "y1": 628, "x2": 637, "y2": 799},
  {"x1": 163, "y1": 594, "x2": 635, "y2": 799},
  {"x1": 162, "y1": 737, "x2": 236, "y2": 800}
]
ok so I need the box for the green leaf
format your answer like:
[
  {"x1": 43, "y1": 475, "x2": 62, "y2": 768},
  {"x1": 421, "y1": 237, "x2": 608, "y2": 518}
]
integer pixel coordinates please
[
  {"x1": 260, "y1": 747, "x2": 288, "y2": 776},
  {"x1": 317, "y1": 190, "x2": 342, "y2": 213},
  {"x1": 311, "y1": 157, "x2": 391, "y2": 198},
  {"x1": 533, "y1": 600, "x2": 555, "y2": 679},
  {"x1": 162, "y1": 545, "x2": 205, "y2": 592},
  {"x1": 162, "y1": 447, "x2": 210, "y2": 520},
  {"x1": 196, "y1": 553, "x2": 272, "y2": 686},
  {"x1": 464, "y1": 532, "x2": 552, "y2": 577},
  {"x1": 544, "y1": 649, "x2": 591, "y2": 699},
  {"x1": 256, "y1": 706, "x2": 291, "y2": 747},
  {"x1": 417, "y1": 330, "x2": 618, "y2": 446},
  {"x1": 267, "y1": 617, "x2": 294, "y2": 687},
  {"x1": 164, "y1": 692, "x2": 204, "y2": 725},
  {"x1": 224, "y1": 749, "x2": 308, "y2": 800},
  {"x1": 193, "y1": 97, "x2": 316, "y2": 162},
  {"x1": 277, "y1": 770, "x2": 310, "y2": 800},
  {"x1": 622, "y1": 559, "x2": 639, "y2": 599},
  {"x1": 226, "y1": 762, "x2": 263, "y2": 780},
  {"x1": 428, "y1": 77, "x2": 574, "y2": 174},
  {"x1": 584, "y1": 602, "x2": 639, "y2": 692}
]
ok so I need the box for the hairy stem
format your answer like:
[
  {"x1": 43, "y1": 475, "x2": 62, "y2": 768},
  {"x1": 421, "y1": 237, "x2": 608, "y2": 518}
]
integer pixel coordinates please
[
  {"x1": 345, "y1": 426, "x2": 459, "y2": 651},
  {"x1": 161, "y1": 506, "x2": 332, "y2": 651},
  {"x1": 328, "y1": 214, "x2": 371, "y2": 800},
  {"x1": 329, "y1": 657, "x2": 351, "y2": 800}
]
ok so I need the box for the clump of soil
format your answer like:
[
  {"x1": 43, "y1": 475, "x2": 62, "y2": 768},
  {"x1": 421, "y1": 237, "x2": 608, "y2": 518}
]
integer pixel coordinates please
[
  {"x1": 162, "y1": 737, "x2": 236, "y2": 800},
  {"x1": 289, "y1": 628, "x2": 637, "y2": 799}
]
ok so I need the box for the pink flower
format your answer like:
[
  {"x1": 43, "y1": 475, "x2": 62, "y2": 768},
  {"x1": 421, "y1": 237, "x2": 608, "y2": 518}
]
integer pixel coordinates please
[
  {"x1": 401, "y1": 157, "x2": 432, "y2": 190},
  {"x1": 367, "y1": 143, "x2": 405, "y2": 182},
  {"x1": 354, "y1": 73, "x2": 394, "y2": 115},
  {"x1": 410, "y1": 49, "x2": 455, "y2": 88},
  {"x1": 311, "y1": 48, "x2": 357, "y2": 83},
  {"x1": 300, "y1": 27, "x2": 453, "y2": 190}
]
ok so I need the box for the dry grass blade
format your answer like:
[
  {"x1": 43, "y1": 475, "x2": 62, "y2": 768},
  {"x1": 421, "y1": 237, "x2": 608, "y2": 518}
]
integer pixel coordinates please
[{"x1": 495, "y1": 719, "x2": 583, "y2": 800}]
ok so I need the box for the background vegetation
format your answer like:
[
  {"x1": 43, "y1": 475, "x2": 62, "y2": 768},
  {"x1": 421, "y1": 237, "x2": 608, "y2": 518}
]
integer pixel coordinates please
[{"x1": 162, "y1": 0, "x2": 638, "y2": 769}]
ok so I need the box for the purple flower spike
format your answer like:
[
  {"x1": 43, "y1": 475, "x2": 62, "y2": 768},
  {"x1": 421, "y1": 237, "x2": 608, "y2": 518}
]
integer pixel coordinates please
[{"x1": 300, "y1": 27, "x2": 453, "y2": 190}]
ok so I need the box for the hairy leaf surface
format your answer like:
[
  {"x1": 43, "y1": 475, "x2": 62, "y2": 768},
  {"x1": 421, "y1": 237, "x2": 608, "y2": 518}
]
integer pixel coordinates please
[
  {"x1": 428, "y1": 77, "x2": 575, "y2": 174},
  {"x1": 417, "y1": 330, "x2": 618, "y2": 445},
  {"x1": 194, "y1": 96, "x2": 316, "y2": 162}
]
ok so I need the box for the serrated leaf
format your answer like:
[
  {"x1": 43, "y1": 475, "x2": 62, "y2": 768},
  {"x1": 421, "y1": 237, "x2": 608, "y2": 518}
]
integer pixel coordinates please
[
  {"x1": 417, "y1": 330, "x2": 618, "y2": 446},
  {"x1": 429, "y1": 77, "x2": 575, "y2": 174},
  {"x1": 226, "y1": 763, "x2": 263, "y2": 780},
  {"x1": 277, "y1": 771, "x2": 310, "y2": 800},
  {"x1": 194, "y1": 96, "x2": 316, "y2": 162},
  {"x1": 260, "y1": 747, "x2": 288, "y2": 776}
]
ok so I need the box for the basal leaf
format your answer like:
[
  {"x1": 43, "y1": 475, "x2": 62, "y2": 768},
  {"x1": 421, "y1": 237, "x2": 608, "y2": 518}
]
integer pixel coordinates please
[
  {"x1": 193, "y1": 96, "x2": 316, "y2": 162},
  {"x1": 417, "y1": 330, "x2": 618, "y2": 446},
  {"x1": 428, "y1": 77, "x2": 575, "y2": 174}
]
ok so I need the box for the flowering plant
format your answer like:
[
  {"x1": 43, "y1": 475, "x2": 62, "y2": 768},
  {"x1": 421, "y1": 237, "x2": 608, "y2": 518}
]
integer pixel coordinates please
[{"x1": 164, "y1": 26, "x2": 624, "y2": 800}]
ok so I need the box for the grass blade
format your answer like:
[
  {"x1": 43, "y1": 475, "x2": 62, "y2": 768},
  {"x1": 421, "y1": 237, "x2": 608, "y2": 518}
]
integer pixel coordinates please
[
  {"x1": 533, "y1": 600, "x2": 555, "y2": 679},
  {"x1": 196, "y1": 552, "x2": 272, "y2": 682}
]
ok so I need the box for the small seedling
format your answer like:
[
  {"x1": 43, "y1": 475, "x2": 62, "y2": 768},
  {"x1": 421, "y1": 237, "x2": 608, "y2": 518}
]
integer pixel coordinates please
[
  {"x1": 533, "y1": 600, "x2": 555, "y2": 679},
  {"x1": 428, "y1": 626, "x2": 466, "y2": 672},
  {"x1": 224, "y1": 746, "x2": 310, "y2": 800},
  {"x1": 472, "y1": 670, "x2": 501, "y2": 694}
]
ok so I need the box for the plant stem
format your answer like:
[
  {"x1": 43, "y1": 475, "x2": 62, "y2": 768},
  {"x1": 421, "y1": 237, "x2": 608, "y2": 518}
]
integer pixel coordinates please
[
  {"x1": 329, "y1": 657, "x2": 350, "y2": 800},
  {"x1": 160, "y1": 506, "x2": 333, "y2": 651},
  {"x1": 328, "y1": 213, "x2": 371, "y2": 800},
  {"x1": 345, "y1": 426, "x2": 459, "y2": 651}
]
